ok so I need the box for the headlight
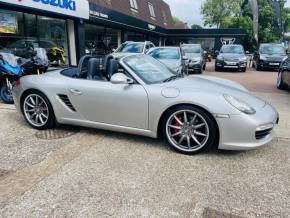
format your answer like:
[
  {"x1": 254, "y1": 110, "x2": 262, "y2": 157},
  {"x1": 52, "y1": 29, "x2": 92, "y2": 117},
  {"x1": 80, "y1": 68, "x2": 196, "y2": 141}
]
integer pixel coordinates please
[
  {"x1": 282, "y1": 56, "x2": 288, "y2": 61},
  {"x1": 260, "y1": 55, "x2": 267, "y2": 61},
  {"x1": 240, "y1": 57, "x2": 247, "y2": 62},
  {"x1": 192, "y1": 57, "x2": 201, "y2": 63},
  {"x1": 224, "y1": 94, "x2": 256, "y2": 114},
  {"x1": 217, "y1": 56, "x2": 224, "y2": 61}
]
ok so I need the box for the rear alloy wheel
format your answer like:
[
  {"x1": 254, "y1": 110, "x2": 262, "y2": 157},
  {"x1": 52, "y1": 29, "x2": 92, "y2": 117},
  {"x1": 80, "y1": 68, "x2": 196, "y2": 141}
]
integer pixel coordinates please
[
  {"x1": 22, "y1": 92, "x2": 55, "y2": 129},
  {"x1": 163, "y1": 106, "x2": 217, "y2": 154},
  {"x1": 277, "y1": 71, "x2": 287, "y2": 90}
]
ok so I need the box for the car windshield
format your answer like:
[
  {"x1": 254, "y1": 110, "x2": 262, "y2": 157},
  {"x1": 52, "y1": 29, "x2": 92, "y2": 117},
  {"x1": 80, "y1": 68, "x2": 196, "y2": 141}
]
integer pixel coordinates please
[
  {"x1": 123, "y1": 55, "x2": 179, "y2": 84},
  {"x1": 260, "y1": 45, "x2": 285, "y2": 55},
  {"x1": 181, "y1": 45, "x2": 201, "y2": 54},
  {"x1": 148, "y1": 48, "x2": 180, "y2": 60},
  {"x1": 117, "y1": 43, "x2": 144, "y2": 53},
  {"x1": 221, "y1": 45, "x2": 244, "y2": 54}
]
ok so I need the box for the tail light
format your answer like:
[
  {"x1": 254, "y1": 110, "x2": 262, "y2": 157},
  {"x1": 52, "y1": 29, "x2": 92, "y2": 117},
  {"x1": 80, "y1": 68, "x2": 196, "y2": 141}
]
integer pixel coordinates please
[{"x1": 15, "y1": 79, "x2": 21, "y2": 87}]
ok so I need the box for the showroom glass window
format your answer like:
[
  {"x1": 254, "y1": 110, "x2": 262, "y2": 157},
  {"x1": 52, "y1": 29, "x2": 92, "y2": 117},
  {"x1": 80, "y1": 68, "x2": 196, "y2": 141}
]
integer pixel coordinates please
[
  {"x1": 84, "y1": 23, "x2": 119, "y2": 56},
  {"x1": 0, "y1": 10, "x2": 69, "y2": 66}
]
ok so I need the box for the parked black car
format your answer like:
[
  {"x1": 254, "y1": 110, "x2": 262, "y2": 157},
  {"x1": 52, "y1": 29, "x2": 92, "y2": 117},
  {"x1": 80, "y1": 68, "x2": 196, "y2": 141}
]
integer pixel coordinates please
[
  {"x1": 254, "y1": 43, "x2": 288, "y2": 71},
  {"x1": 180, "y1": 44, "x2": 206, "y2": 74},
  {"x1": 277, "y1": 56, "x2": 290, "y2": 90},
  {"x1": 215, "y1": 44, "x2": 248, "y2": 72}
]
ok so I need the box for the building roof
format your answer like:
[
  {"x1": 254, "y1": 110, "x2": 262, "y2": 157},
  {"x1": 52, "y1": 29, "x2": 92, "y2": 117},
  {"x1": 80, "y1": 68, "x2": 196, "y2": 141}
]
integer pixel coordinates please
[{"x1": 89, "y1": 0, "x2": 174, "y2": 29}]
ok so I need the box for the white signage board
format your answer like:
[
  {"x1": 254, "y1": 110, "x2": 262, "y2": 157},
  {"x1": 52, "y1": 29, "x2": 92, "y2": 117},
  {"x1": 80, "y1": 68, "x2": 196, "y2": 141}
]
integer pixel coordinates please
[{"x1": 0, "y1": 0, "x2": 90, "y2": 19}]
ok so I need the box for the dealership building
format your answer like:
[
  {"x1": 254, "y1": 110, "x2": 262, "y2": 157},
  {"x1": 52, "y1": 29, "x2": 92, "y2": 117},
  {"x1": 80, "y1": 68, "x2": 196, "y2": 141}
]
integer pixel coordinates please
[{"x1": 0, "y1": 0, "x2": 246, "y2": 66}]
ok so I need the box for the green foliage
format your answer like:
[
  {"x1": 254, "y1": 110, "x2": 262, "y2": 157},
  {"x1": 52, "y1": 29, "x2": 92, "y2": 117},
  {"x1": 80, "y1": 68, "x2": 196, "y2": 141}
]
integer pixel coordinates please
[
  {"x1": 201, "y1": 0, "x2": 244, "y2": 28},
  {"x1": 172, "y1": 16, "x2": 184, "y2": 25},
  {"x1": 201, "y1": 0, "x2": 290, "y2": 51},
  {"x1": 191, "y1": 24, "x2": 203, "y2": 29}
]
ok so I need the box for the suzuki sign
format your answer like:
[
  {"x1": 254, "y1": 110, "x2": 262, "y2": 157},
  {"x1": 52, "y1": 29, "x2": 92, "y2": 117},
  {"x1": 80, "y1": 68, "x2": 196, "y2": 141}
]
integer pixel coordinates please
[{"x1": 0, "y1": 0, "x2": 90, "y2": 19}]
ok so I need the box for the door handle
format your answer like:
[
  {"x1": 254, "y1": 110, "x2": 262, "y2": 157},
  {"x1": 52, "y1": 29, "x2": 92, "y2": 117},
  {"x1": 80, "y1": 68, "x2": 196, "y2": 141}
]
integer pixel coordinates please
[{"x1": 69, "y1": 88, "x2": 82, "y2": 96}]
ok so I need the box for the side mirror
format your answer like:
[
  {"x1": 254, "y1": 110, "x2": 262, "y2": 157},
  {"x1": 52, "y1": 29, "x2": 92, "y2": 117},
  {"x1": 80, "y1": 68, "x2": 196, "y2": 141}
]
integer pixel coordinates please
[
  {"x1": 203, "y1": 51, "x2": 207, "y2": 55},
  {"x1": 111, "y1": 73, "x2": 134, "y2": 84},
  {"x1": 182, "y1": 56, "x2": 188, "y2": 60},
  {"x1": 246, "y1": 51, "x2": 250, "y2": 54}
]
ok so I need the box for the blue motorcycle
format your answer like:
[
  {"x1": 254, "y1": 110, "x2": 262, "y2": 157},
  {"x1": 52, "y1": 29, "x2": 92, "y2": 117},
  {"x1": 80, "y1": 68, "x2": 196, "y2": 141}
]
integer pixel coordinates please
[{"x1": 0, "y1": 53, "x2": 23, "y2": 104}]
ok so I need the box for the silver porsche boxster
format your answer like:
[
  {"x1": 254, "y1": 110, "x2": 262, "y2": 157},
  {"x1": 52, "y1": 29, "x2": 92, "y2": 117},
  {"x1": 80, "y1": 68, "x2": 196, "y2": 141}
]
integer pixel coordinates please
[{"x1": 12, "y1": 54, "x2": 279, "y2": 154}]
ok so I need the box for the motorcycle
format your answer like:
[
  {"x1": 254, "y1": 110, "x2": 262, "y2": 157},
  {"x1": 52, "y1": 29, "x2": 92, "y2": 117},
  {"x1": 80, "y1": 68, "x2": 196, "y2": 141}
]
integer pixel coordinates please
[
  {"x1": 47, "y1": 46, "x2": 66, "y2": 66},
  {"x1": 0, "y1": 53, "x2": 23, "y2": 104},
  {"x1": 22, "y1": 48, "x2": 49, "y2": 75},
  {"x1": 0, "y1": 48, "x2": 49, "y2": 104}
]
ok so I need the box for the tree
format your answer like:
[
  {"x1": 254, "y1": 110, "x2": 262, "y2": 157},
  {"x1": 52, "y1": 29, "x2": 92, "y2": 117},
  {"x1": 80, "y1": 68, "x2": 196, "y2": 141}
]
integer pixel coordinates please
[
  {"x1": 201, "y1": 0, "x2": 244, "y2": 28},
  {"x1": 191, "y1": 24, "x2": 203, "y2": 29},
  {"x1": 201, "y1": 0, "x2": 290, "y2": 51},
  {"x1": 172, "y1": 16, "x2": 184, "y2": 26}
]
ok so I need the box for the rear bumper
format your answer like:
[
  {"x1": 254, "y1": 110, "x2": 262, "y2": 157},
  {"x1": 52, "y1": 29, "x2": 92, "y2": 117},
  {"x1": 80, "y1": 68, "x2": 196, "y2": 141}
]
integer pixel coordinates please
[{"x1": 217, "y1": 103, "x2": 279, "y2": 150}]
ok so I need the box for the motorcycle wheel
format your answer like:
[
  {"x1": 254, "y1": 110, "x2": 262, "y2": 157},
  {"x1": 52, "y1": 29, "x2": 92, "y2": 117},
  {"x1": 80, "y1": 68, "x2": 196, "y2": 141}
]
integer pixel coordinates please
[{"x1": 0, "y1": 84, "x2": 14, "y2": 104}]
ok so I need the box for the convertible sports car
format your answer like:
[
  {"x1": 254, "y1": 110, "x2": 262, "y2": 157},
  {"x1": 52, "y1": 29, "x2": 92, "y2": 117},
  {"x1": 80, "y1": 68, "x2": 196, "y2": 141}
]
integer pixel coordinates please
[{"x1": 12, "y1": 54, "x2": 279, "y2": 154}]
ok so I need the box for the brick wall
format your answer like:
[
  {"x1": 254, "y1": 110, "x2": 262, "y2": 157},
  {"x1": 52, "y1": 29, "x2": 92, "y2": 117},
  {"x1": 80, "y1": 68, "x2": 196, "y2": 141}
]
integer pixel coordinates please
[{"x1": 89, "y1": 0, "x2": 174, "y2": 29}]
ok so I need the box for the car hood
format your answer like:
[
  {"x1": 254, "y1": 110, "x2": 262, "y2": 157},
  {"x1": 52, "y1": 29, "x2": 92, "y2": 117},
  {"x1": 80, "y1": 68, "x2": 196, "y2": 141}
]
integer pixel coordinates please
[
  {"x1": 184, "y1": 53, "x2": 201, "y2": 60},
  {"x1": 159, "y1": 75, "x2": 266, "y2": 109},
  {"x1": 260, "y1": 53, "x2": 287, "y2": 61},
  {"x1": 158, "y1": 59, "x2": 181, "y2": 70},
  {"x1": 218, "y1": 53, "x2": 246, "y2": 59}
]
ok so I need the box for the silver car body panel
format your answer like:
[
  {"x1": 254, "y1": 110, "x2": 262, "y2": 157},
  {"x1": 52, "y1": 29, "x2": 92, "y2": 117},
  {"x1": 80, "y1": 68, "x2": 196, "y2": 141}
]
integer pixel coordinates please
[{"x1": 13, "y1": 55, "x2": 278, "y2": 151}]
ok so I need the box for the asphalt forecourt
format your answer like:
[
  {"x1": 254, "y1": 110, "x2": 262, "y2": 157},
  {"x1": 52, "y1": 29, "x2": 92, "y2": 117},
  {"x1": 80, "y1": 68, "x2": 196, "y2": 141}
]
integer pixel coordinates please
[{"x1": 0, "y1": 74, "x2": 289, "y2": 217}]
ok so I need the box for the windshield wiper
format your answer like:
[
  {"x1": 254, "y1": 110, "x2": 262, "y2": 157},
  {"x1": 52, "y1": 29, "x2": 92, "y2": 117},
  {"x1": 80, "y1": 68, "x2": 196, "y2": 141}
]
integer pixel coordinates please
[{"x1": 163, "y1": 74, "x2": 184, "y2": 83}]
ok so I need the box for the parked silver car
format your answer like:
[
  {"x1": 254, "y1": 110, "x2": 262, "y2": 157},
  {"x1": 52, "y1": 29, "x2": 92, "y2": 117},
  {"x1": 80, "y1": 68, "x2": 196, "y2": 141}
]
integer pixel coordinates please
[
  {"x1": 147, "y1": 47, "x2": 187, "y2": 74},
  {"x1": 181, "y1": 44, "x2": 207, "y2": 74},
  {"x1": 13, "y1": 54, "x2": 278, "y2": 154},
  {"x1": 110, "y1": 41, "x2": 155, "y2": 59}
]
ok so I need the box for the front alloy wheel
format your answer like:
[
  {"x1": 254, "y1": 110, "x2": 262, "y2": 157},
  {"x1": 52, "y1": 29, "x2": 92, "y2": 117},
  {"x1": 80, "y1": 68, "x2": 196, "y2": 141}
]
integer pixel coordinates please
[
  {"x1": 22, "y1": 92, "x2": 55, "y2": 129},
  {"x1": 163, "y1": 106, "x2": 217, "y2": 154}
]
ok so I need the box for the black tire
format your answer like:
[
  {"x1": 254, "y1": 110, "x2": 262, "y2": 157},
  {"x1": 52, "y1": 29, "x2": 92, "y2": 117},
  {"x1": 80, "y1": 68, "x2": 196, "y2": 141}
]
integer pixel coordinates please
[
  {"x1": 215, "y1": 65, "x2": 221, "y2": 72},
  {"x1": 161, "y1": 105, "x2": 217, "y2": 155},
  {"x1": 255, "y1": 62, "x2": 261, "y2": 71},
  {"x1": 21, "y1": 90, "x2": 56, "y2": 130},
  {"x1": 240, "y1": 67, "x2": 247, "y2": 72},
  {"x1": 0, "y1": 84, "x2": 14, "y2": 104},
  {"x1": 277, "y1": 71, "x2": 287, "y2": 90}
]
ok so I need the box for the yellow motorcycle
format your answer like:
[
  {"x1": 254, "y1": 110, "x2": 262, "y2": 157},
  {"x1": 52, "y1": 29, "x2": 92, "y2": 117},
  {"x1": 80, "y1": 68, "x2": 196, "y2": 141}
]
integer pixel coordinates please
[{"x1": 47, "y1": 46, "x2": 66, "y2": 66}]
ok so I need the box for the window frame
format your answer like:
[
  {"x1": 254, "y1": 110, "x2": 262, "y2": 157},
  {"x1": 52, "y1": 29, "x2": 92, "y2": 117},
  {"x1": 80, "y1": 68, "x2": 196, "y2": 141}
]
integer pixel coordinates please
[
  {"x1": 129, "y1": 0, "x2": 138, "y2": 10},
  {"x1": 148, "y1": 2, "x2": 156, "y2": 19}
]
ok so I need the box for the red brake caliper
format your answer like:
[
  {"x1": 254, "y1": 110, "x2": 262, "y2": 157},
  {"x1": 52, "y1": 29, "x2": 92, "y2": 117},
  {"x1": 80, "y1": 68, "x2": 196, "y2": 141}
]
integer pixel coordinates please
[{"x1": 172, "y1": 116, "x2": 183, "y2": 134}]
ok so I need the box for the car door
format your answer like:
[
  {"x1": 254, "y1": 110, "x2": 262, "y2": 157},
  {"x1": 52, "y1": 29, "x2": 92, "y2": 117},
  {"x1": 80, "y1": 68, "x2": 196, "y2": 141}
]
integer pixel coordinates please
[{"x1": 67, "y1": 78, "x2": 149, "y2": 130}]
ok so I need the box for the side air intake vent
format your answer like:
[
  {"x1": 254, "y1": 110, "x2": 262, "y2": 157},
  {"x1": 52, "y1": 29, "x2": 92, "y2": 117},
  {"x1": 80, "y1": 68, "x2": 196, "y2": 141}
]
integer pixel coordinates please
[{"x1": 58, "y1": 94, "x2": 76, "y2": 112}]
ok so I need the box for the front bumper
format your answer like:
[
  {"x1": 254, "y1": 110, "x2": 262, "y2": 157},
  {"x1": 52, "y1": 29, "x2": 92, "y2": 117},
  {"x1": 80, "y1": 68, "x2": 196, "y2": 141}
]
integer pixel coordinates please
[
  {"x1": 188, "y1": 62, "x2": 202, "y2": 71},
  {"x1": 258, "y1": 60, "x2": 281, "y2": 69},
  {"x1": 216, "y1": 103, "x2": 279, "y2": 150},
  {"x1": 216, "y1": 60, "x2": 247, "y2": 69}
]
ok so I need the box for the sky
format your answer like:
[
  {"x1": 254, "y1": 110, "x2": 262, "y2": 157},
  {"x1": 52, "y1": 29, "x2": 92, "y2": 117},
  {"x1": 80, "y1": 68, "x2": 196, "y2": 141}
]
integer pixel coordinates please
[
  {"x1": 164, "y1": 0, "x2": 290, "y2": 27},
  {"x1": 163, "y1": 0, "x2": 204, "y2": 27}
]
